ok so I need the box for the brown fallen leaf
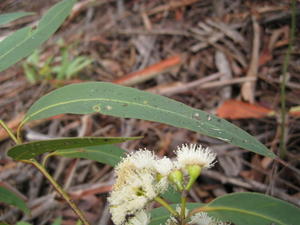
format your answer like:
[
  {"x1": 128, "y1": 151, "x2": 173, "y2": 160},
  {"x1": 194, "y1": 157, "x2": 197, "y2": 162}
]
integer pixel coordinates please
[
  {"x1": 289, "y1": 106, "x2": 300, "y2": 117},
  {"x1": 113, "y1": 55, "x2": 182, "y2": 86},
  {"x1": 216, "y1": 100, "x2": 273, "y2": 119}
]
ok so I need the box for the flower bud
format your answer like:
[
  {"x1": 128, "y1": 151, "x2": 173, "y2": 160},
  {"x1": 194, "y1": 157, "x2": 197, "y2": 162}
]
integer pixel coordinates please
[
  {"x1": 186, "y1": 165, "x2": 202, "y2": 190},
  {"x1": 168, "y1": 170, "x2": 184, "y2": 191}
]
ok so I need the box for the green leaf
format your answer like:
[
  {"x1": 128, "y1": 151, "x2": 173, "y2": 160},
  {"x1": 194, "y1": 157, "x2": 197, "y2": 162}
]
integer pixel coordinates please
[
  {"x1": 150, "y1": 193, "x2": 300, "y2": 225},
  {"x1": 55, "y1": 144, "x2": 126, "y2": 166},
  {"x1": 0, "y1": 12, "x2": 34, "y2": 26},
  {"x1": 161, "y1": 187, "x2": 181, "y2": 204},
  {"x1": 8, "y1": 137, "x2": 139, "y2": 160},
  {"x1": 21, "y1": 82, "x2": 276, "y2": 158},
  {"x1": 0, "y1": 186, "x2": 30, "y2": 214},
  {"x1": 200, "y1": 192, "x2": 300, "y2": 225},
  {"x1": 0, "y1": 0, "x2": 76, "y2": 72}
]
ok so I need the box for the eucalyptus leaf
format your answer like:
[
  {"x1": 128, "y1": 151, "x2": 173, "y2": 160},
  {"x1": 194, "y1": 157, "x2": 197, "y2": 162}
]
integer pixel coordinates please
[
  {"x1": 21, "y1": 82, "x2": 276, "y2": 158},
  {"x1": 150, "y1": 193, "x2": 300, "y2": 225},
  {"x1": 199, "y1": 192, "x2": 300, "y2": 225},
  {"x1": 0, "y1": 0, "x2": 75, "y2": 72},
  {"x1": 8, "y1": 137, "x2": 139, "y2": 160},
  {"x1": 55, "y1": 144, "x2": 126, "y2": 166},
  {"x1": 0, "y1": 12, "x2": 34, "y2": 26},
  {"x1": 161, "y1": 187, "x2": 181, "y2": 204},
  {"x1": 0, "y1": 186, "x2": 29, "y2": 214}
]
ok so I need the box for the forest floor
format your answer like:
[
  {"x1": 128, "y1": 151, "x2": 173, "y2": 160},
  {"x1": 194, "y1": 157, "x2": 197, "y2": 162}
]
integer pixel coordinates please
[{"x1": 0, "y1": 0, "x2": 300, "y2": 224}]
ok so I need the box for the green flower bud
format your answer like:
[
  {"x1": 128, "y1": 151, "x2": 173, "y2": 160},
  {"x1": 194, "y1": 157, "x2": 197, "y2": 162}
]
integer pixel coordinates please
[
  {"x1": 168, "y1": 170, "x2": 184, "y2": 191},
  {"x1": 185, "y1": 164, "x2": 201, "y2": 190}
]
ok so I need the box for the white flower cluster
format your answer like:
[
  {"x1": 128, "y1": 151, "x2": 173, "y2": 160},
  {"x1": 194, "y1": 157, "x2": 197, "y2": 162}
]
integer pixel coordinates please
[
  {"x1": 166, "y1": 207, "x2": 229, "y2": 225},
  {"x1": 108, "y1": 149, "x2": 173, "y2": 225},
  {"x1": 108, "y1": 144, "x2": 218, "y2": 225},
  {"x1": 189, "y1": 212, "x2": 230, "y2": 225}
]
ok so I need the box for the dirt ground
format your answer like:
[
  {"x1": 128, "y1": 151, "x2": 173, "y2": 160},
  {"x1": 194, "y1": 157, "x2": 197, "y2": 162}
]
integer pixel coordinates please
[{"x1": 0, "y1": 0, "x2": 300, "y2": 224}]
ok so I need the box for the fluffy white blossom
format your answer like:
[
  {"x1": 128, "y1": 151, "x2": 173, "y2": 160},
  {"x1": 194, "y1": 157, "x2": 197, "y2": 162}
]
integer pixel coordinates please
[
  {"x1": 115, "y1": 149, "x2": 157, "y2": 172},
  {"x1": 109, "y1": 150, "x2": 172, "y2": 225},
  {"x1": 125, "y1": 210, "x2": 151, "y2": 225},
  {"x1": 175, "y1": 144, "x2": 216, "y2": 170},
  {"x1": 153, "y1": 157, "x2": 174, "y2": 192},
  {"x1": 165, "y1": 205, "x2": 188, "y2": 225},
  {"x1": 154, "y1": 157, "x2": 174, "y2": 176},
  {"x1": 189, "y1": 212, "x2": 229, "y2": 225},
  {"x1": 109, "y1": 145, "x2": 219, "y2": 225},
  {"x1": 109, "y1": 170, "x2": 156, "y2": 225},
  {"x1": 166, "y1": 211, "x2": 229, "y2": 225}
]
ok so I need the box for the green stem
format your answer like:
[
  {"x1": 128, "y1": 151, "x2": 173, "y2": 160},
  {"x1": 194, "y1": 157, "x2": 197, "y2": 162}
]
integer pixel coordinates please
[
  {"x1": 42, "y1": 152, "x2": 58, "y2": 167},
  {"x1": 154, "y1": 196, "x2": 178, "y2": 217},
  {"x1": 180, "y1": 190, "x2": 187, "y2": 223},
  {"x1": 279, "y1": 0, "x2": 296, "y2": 158},
  {"x1": 16, "y1": 121, "x2": 26, "y2": 144},
  {"x1": 0, "y1": 120, "x2": 20, "y2": 144},
  {"x1": 28, "y1": 160, "x2": 90, "y2": 225},
  {"x1": 2, "y1": 117, "x2": 89, "y2": 224}
]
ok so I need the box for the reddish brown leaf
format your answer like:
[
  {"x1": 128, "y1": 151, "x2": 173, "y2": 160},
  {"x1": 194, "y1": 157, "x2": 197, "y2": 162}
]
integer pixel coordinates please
[
  {"x1": 113, "y1": 55, "x2": 182, "y2": 86},
  {"x1": 216, "y1": 100, "x2": 273, "y2": 119}
]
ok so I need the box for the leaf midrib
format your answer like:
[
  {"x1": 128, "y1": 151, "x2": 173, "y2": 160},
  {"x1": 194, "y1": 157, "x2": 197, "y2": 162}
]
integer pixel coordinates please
[
  {"x1": 55, "y1": 148, "x2": 122, "y2": 161},
  {"x1": 23, "y1": 97, "x2": 228, "y2": 137},
  {"x1": 10, "y1": 137, "x2": 128, "y2": 160},
  {"x1": 0, "y1": 1, "x2": 68, "y2": 61},
  {"x1": 21, "y1": 97, "x2": 265, "y2": 155},
  {"x1": 204, "y1": 206, "x2": 285, "y2": 225}
]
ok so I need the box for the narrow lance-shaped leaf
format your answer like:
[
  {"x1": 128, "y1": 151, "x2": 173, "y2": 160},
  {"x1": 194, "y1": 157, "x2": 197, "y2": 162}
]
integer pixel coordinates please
[
  {"x1": 0, "y1": 0, "x2": 76, "y2": 72},
  {"x1": 150, "y1": 193, "x2": 300, "y2": 225},
  {"x1": 0, "y1": 12, "x2": 34, "y2": 26},
  {"x1": 0, "y1": 186, "x2": 30, "y2": 214},
  {"x1": 20, "y1": 82, "x2": 276, "y2": 158},
  {"x1": 8, "y1": 137, "x2": 139, "y2": 160},
  {"x1": 194, "y1": 192, "x2": 300, "y2": 225},
  {"x1": 54, "y1": 144, "x2": 126, "y2": 167}
]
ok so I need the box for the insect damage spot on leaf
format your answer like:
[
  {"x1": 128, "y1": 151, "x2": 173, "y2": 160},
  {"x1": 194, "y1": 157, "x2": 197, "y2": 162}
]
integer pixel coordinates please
[{"x1": 93, "y1": 105, "x2": 101, "y2": 112}]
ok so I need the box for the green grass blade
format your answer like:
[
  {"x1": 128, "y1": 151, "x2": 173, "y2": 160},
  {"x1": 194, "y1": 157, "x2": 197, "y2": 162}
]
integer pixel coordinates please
[
  {"x1": 8, "y1": 137, "x2": 139, "y2": 160},
  {"x1": 0, "y1": 186, "x2": 30, "y2": 214},
  {"x1": 0, "y1": 12, "x2": 34, "y2": 26},
  {"x1": 0, "y1": 0, "x2": 76, "y2": 72},
  {"x1": 21, "y1": 82, "x2": 276, "y2": 158}
]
